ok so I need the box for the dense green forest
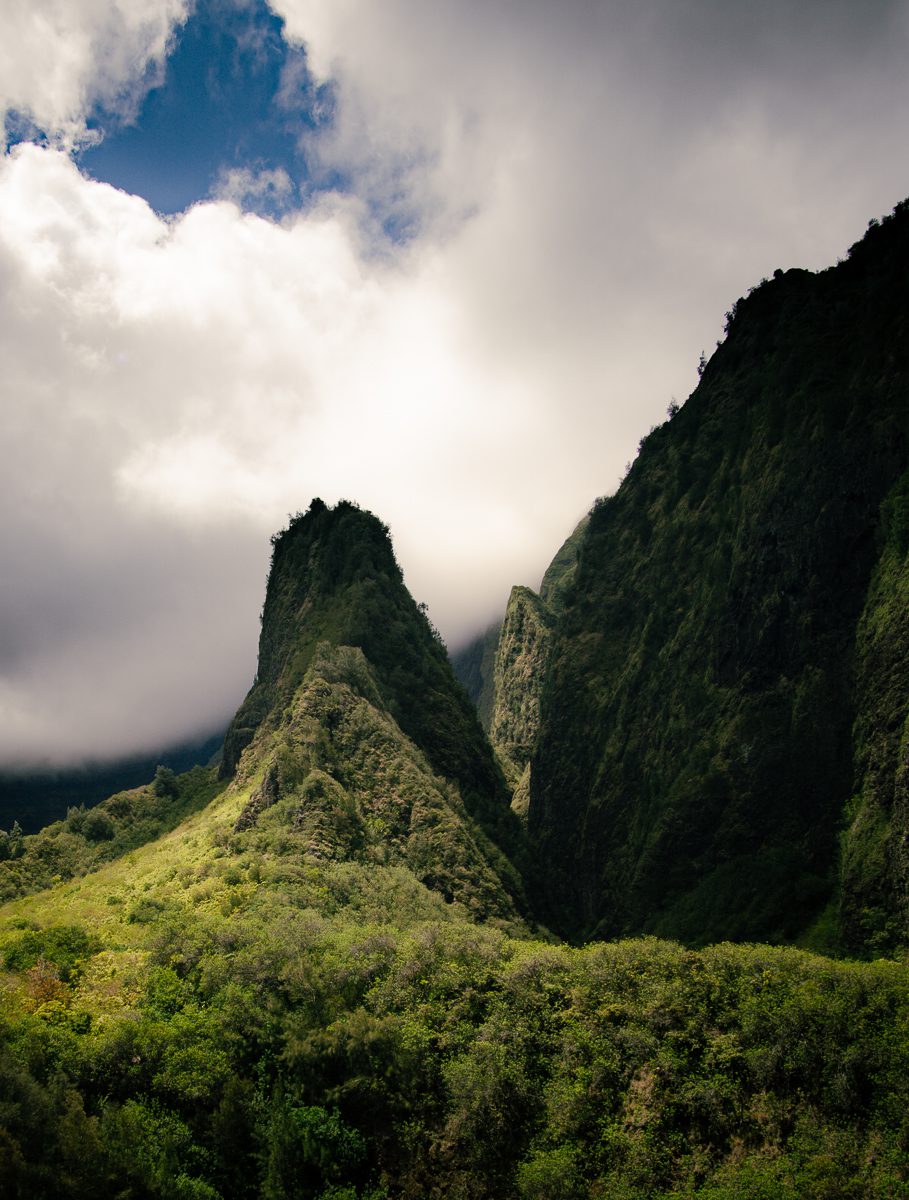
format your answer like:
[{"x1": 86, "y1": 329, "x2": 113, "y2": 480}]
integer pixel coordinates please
[
  {"x1": 456, "y1": 204, "x2": 909, "y2": 955},
  {"x1": 3, "y1": 898, "x2": 908, "y2": 1198},
  {"x1": 2, "y1": 205, "x2": 908, "y2": 1197}
]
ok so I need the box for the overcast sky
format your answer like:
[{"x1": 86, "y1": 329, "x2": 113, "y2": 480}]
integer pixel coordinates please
[{"x1": 1, "y1": 0, "x2": 908, "y2": 767}]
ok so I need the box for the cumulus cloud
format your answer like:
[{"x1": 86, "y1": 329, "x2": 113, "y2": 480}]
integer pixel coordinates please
[
  {"x1": 0, "y1": 0, "x2": 187, "y2": 146},
  {"x1": 2, "y1": 0, "x2": 909, "y2": 765}
]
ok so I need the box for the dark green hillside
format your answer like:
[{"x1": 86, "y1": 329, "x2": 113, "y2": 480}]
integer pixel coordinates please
[
  {"x1": 841, "y1": 468, "x2": 909, "y2": 954},
  {"x1": 223, "y1": 500, "x2": 519, "y2": 855},
  {"x1": 529, "y1": 204, "x2": 909, "y2": 950},
  {"x1": 450, "y1": 620, "x2": 501, "y2": 732},
  {"x1": 0, "y1": 733, "x2": 223, "y2": 835},
  {"x1": 230, "y1": 639, "x2": 525, "y2": 925}
]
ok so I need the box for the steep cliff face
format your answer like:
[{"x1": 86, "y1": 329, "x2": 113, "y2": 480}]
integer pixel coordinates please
[
  {"x1": 527, "y1": 205, "x2": 909, "y2": 950},
  {"x1": 488, "y1": 587, "x2": 554, "y2": 789},
  {"x1": 450, "y1": 620, "x2": 501, "y2": 732},
  {"x1": 222, "y1": 500, "x2": 526, "y2": 922},
  {"x1": 231, "y1": 642, "x2": 524, "y2": 924},
  {"x1": 539, "y1": 515, "x2": 589, "y2": 611},
  {"x1": 840, "y1": 470, "x2": 909, "y2": 954},
  {"x1": 451, "y1": 517, "x2": 588, "y2": 803}
]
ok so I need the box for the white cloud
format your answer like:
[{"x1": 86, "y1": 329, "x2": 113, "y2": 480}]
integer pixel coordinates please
[
  {"x1": 2, "y1": 0, "x2": 909, "y2": 765},
  {"x1": 0, "y1": 0, "x2": 188, "y2": 146},
  {"x1": 0, "y1": 144, "x2": 596, "y2": 762}
]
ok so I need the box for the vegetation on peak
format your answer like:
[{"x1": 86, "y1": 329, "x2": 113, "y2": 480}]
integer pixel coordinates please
[
  {"x1": 489, "y1": 586, "x2": 554, "y2": 789},
  {"x1": 538, "y1": 514, "x2": 589, "y2": 613},
  {"x1": 452, "y1": 514, "x2": 590, "y2": 810},
  {"x1": 221, "y1": 501, "x2": 520, "y2": 864},
  {"x1": 228, "y1": 640, "x2": 526, "y2": 927}
]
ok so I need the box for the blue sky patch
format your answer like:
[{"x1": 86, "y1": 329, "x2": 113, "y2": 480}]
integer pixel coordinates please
[{"x1": 76, "y1": 0, "x2": 336, "y2": 217}]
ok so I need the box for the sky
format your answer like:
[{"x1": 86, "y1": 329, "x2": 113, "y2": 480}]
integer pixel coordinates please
[{"x1": 1, "y1": 0, "x2": 908, "y2": 768}]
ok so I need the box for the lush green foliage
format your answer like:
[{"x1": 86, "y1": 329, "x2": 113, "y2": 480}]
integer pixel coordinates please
[
  {"x1": 222, "y1": 501, "x2": 520, "y2": 860},
  {"x1": 0, "y1": 766, "x2": 224, "y2": 904},
  {"x1": 1, "y1": 889, "x2": 907, "y2": 1199},
  {"x1": 529, "y1": 202, "x2": 909, "y2": 952},
  {"x1": 226, "y1": 643, "x2": 526, "y2": 927},
  {"x1": 2, "y1": 209, "x2": 908, "y2": 1198},
  {"x1": 840, "y1": 467, "x2": 909, "y2": 954}
]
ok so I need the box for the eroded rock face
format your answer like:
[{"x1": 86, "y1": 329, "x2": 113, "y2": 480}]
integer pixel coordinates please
[
  {"x1": 233, "y1": 764, "x2": 280, "y2": 832},
  {"x1": 489, "y1": 587, "x2": 554, "y2": 787}
]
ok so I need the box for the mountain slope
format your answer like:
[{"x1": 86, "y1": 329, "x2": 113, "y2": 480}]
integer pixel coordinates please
[
  {"x1": 527, "y1": 204, "x2": 909, "y2": 950},
  {"x1": 228, "y1": 638, "x2": 524, "y2": 925},
  {"x1": 450, "y1": 620, "x2": 501, "y2": 731},
  {"x1": 451, "y1": 515, "x2": 587, "y2": 806},
  {"x1": 2, "y1": 812, "x2": 907, "y2": 1200},
  {"x1": 222, "y1": 499, "x2": 526, "y2": 920},
  {"x1": 840, "y1": 469, "x2": 909, "y2": 953},
  {"x1": 0, "y1": 500, "x2": 526, "y2": 928},
  {"x1": 487, "y1": 587, "x2": 553, "y2": 793}
]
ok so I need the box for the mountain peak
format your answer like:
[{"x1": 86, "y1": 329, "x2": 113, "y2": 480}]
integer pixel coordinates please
[
  {"x1": 218, "y1": 498, "x2": 526, "y2": 917},
  {"x1": 221, "y1": 500, "x2": 401, "y2": 777},
  {"x1": 254, "y1": 499, "x2": 401, "y2": 695}
]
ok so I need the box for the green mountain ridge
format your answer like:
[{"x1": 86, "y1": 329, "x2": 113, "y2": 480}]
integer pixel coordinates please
[
  {"x1": 452, "y1": 206, "x2": 909, "y2": 957},
  {"x1": 226, "y1": 636, "x2": 524, "y2": 928},
  {"x1": 217, "y1": 499, "x2": 528, "y2": 926},
  {"x1": 449, "y1": 620, "x2": 501, "y2": 733},
  {"x1": 451, "y1": 513, "x2": 587, "y2": 808},
  {"x1": 510, "y1": 205, "x2": 909, "y2": 953},
  {"x1": 488, "y1": 587, "x2": 553, "y2": 789}
]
